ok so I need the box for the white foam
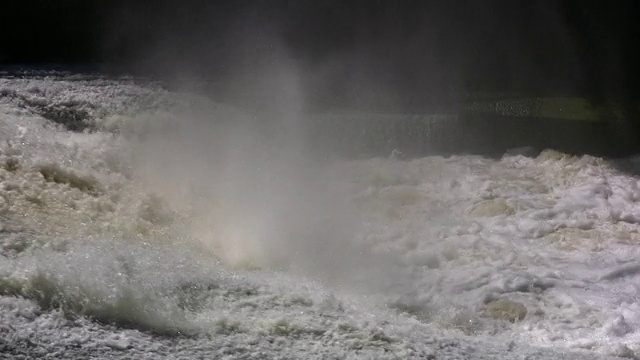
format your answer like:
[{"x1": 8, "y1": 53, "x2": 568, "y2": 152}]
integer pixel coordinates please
[
  {"x1": 0, "y1": 76, "x2": 633, "y2": 359},
  {"x1": 334, "y1": 152, "x2": 640, "y2": 357}
]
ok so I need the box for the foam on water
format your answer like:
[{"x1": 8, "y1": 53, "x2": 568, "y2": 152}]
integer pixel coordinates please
[{"x1": 0, "y1": 75, "x2": 636, "y2": 359}]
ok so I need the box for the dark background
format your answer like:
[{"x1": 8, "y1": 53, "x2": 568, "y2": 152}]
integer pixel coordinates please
[{"x1": 1, "y1": 0, "x2": 639, "y2": 113}]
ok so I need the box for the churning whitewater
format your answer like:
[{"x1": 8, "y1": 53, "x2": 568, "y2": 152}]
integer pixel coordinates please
[{"x1": 0, "y1": 72, "x2": 638, "y2": 359}]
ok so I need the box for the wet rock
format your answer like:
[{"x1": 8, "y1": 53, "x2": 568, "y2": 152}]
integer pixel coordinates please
[
  {"x1": 537, "y1": 149, "x2": 571, "y2": 161},
  {"x1": 469, "y1": 198, "x2": 515, "y2": 217},
  {"x1": 37, "y1": 163, "x2": 101, "y2": 195},
  {"x1": 483, "y1": 298, "x2": 527, "y2": 323},
  {"x1": 3, "y1": 157, "x2": 20, "y2": 172}
]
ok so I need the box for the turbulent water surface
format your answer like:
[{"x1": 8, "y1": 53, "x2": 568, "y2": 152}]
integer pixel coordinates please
[{"x1": 1, "y1": 72, "x2": 640, "y2": 359}]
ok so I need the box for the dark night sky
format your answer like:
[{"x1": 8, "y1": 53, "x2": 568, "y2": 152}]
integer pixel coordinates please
[{"x1": 1, "y1": 0, "x2": 639, "y2": 111}]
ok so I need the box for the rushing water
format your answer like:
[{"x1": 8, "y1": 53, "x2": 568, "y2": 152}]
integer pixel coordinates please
[{"x1": 0, "y1": 72, "x2": 637, "y2": 359}]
